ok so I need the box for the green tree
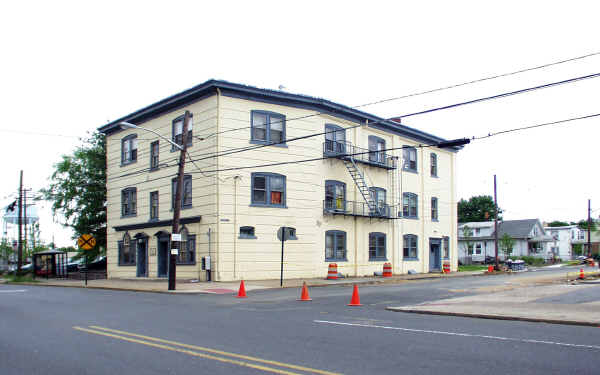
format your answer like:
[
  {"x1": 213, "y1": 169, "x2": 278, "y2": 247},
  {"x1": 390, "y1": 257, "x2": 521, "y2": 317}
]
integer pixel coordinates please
[
  {"x1": 458, "y1": 195, "x2": 502, "y2": 223},
  {"x1": 546, "y1": 220, "x2": 570, "y2": 227},
  {"x1": 572, "y1": 243, "x2": 584, "y2": 256},
  {"x1": 576, "y1": 219, "x2": 597, "y2": 231},
  {"x1": 499, "y1": 233, "x2": 515, "y2": 257},
  {"x1": 41, "y1": 132, "x2": 106, "y2": 260}
]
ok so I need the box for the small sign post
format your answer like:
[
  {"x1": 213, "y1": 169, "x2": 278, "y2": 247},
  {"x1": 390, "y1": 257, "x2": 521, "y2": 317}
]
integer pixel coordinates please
[
  {"x1": 77, "y1": 234, "x2": 96, "y2": 286},
  {"x1": 276, "y1": 227, "x2": 296, "y2": 287}
]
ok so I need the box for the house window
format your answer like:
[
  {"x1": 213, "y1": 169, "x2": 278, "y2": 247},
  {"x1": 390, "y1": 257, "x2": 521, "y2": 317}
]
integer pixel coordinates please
[
  {"x1": 475, "y1": 243, "x2": 482, "y2": 255},
  {"x1": 474, "y1": 228, "x2": 481, "y2": 236},
  {"x1": 121, "y1": 188, "x2": 137, "y2": 217},
  {"x1": 150, "y1": 141, "x2": 159, "y2": 170},
  {"x1": 402, "y1": 146, "x2": 417, "y2": 172},
  {"x1": 368, "y1": 136, "x2": 386, "y2": 164},
  {"x1": 325, "y1": 180, "x2": 346, "y2": 211},
  {"x1": 251, "y1": 110, "x2": 285, "y2": 144},
  {"x1": 370, "y1": 187, "x2": 388, "y2": 215},
  {"x1": 172, "y1": 114, "x2": 193, "y2": 149},
  {"x1": 443, "y1": 236, "x2": 450, "y2": 259},
  {"x1": 251, "y1": 173, "x2": 286, "y2": 207},
  {"x1": 118, "y1": 232, "x2": 135, "y2": 265},
  {"x1": 430, "y1": 153, "x2": 438, "y2": 177},
  {"x1": 172, "y1": 175, "x2": 192, "y2": 209},
  {"x1": 150, "y1": 191, "x2": 159, "y2": 220},
  {"x1": 324, "y1": 124, "x2": 345, "y2": 154},
  {"x1": 325, "y1": 230, "x2": 346, "y2": 261},
  {"x1": 403, "y1": 234, "x2": 418, "y2": 259},
  {"x1": 177, "y1": 227, "x2": 195, "y2": 265},
  {"x1": 121, "y1": 135, "x2": 138, "y2": 165},
  {"x1": 369, "y1": 232, "x2": 386, "y2": 260},
  {"x1": 402, "y1": 192, "x2": 418, "y2": 218},
  {"x1": 431, "y1": 197, "x2": 438, "y2": 221},
  {"x1": 239, "y1": 226, "x2": 256, "y2": 239}
]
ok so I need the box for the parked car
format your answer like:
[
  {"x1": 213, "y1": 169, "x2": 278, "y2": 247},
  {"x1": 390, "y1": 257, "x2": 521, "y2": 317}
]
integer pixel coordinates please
[
  {"x1": 66, "y1": 258, "x2": 83, "y2": 272},
  {"x1": 78, "y1": 256, "x2": 106, "y2": 271}
]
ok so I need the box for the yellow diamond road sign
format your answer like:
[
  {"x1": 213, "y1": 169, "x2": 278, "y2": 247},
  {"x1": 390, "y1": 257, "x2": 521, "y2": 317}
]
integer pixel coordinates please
[{"x1": 77, "y1": 234, "x2": 96, "y2": 250}]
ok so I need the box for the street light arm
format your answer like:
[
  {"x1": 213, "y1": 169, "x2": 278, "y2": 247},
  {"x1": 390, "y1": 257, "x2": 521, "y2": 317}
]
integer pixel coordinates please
[{"x1": 119, "y1": 122, "x2": 183, "y2": 150}]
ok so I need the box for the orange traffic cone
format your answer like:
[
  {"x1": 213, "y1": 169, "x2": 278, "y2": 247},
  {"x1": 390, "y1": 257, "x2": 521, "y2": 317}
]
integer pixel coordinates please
[
  {"x1": 347, "y1": 284, "x2": 362, "y2": 306},
  {"x1": 579, "y1": 269, "x2": 585, "y2": 280},
  {"x1": 236, "y1": 280, "x2": 247, "y2": 298},
  {"x1": 297, "y1": 282, "x2": 312, "y2": 301}
]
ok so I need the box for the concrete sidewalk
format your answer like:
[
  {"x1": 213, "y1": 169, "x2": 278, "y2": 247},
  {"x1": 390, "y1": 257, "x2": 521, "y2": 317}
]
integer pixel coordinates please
[
  {"x1": 6, "y1": 270, "x2": 485, "y2": 294},
  {"x1": 387, "y1": 271, "x2": 600, "y2": 327}
]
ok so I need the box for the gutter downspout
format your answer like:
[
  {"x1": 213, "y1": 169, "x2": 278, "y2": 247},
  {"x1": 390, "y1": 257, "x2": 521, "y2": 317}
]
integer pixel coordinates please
[
  {"x1": 215, "y1": 88, "x2": 221, "y2": 281},
  {"x1": 233, "y1": 175, "x2": 239, "y2": 279},
  {"x1": 421, "y1": 146, "x2": 426, "y2": 274}
]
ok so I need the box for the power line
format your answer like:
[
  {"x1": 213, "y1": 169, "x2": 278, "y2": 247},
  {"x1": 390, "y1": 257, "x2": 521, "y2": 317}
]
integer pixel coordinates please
[
  {"x1": 109, "y1": 112, "x2": 598, "y2": 182},
  {"x1": 195, "y1": 50, "x2": 600, "y2": 140},
  {"x1": 473, "y1": 113, "x2": 600, "y2": 140},
  {"x1": 354, "y1": 51, "x2": 600, "y2": 109},
  {"x1": 187, "y1": 112, "x2": 597, "y2": 175},
  {"x1": 396, "y1": 72, "x2": 600, "y2": 119}
]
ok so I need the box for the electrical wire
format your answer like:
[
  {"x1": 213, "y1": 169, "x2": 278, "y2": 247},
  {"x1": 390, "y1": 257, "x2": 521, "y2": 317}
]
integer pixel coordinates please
[
  {"x1": 473, "y1": 113, "x2": 600, "y2": 140},
  {"x1": 195, "y1": 50, "x2": 600, "y2": 140},
  {"x1": 354, "y1": 51, "x2": 600, "y2": 109},
  {"x1": 396, "y1": 72, "x2": 600, "y2": 119}
]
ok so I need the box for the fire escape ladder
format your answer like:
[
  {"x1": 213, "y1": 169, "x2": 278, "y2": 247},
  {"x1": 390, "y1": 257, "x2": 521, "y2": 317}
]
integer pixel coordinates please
[{"x1": 343, "y1": 157, "x2": 377, "y2": 214}]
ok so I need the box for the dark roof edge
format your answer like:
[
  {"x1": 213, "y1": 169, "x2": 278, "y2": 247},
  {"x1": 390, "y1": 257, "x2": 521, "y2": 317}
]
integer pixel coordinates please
[{"x1": 98, "y1": 79, "x2": 462, "y2": 151}]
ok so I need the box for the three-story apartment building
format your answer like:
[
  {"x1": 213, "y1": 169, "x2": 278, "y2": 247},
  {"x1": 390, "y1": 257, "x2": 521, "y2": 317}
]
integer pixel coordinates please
[{"x1": 98, "y1": 80, "x2": 462, "y2": 281}]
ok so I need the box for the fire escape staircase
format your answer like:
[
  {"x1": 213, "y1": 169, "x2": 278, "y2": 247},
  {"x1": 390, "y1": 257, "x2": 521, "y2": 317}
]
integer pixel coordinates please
[{"x1": 342, "y1": 156, "x2": 379, "y2": 215}]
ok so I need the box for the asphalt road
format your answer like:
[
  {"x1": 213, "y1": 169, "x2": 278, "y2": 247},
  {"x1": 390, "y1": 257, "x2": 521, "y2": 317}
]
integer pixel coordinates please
[{"x1": 2, "y1": 270, "x2": 599, "y2": 375}]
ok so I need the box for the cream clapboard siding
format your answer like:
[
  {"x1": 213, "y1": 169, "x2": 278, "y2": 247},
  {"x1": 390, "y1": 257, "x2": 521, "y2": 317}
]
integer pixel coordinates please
[
  {"x1": 214, "y1": 96, "x2": 457, "y2": 280},
  {"x1": 105, "y1": 91, "x2": 458, "y2": 281},
  {"x1": 106, "y1": 96, "x2": 218, "y2": 279}
]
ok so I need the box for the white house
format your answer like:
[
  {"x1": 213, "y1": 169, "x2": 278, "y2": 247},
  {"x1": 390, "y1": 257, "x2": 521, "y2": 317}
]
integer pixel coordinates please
[
  {"x1": 544, "y1": 225, "x2": 585, "y2": 260},
  {"x1": 458, "y1": 219, "x2": 553, "y2": 263}
]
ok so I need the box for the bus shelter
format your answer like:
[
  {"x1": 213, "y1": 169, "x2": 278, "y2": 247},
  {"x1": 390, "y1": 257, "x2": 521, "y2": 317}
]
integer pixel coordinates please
[{"x1": 32, "y1": 250, "x2": 68, "y2": 279}]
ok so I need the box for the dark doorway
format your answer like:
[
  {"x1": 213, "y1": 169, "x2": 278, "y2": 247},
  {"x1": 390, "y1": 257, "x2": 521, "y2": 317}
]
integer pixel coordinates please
[
  {"x1": 136, "y1": 238, "x2": 148, "y2": 277},
  {"x1": 429, "y1": 238, "x2": 441, "y2": 272},
  {"x1": 157, "y1": 239, "x2": 169, "y2": 278}
]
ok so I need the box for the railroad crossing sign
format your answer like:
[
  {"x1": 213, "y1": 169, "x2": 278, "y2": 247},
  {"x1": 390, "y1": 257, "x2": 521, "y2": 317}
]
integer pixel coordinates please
[{"x1": 77, "y1": 234, "x2": 96, "y2": 250}]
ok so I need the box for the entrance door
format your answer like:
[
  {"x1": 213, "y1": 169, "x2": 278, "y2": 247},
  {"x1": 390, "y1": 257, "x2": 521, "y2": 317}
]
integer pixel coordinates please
[
  {"x1": 136, "y1": 239, "x2": 147, "y2": 277},
  {"x1": 157, "y1": 240, "x2": 169, "y2": 278},
  {"x1": 429, "y1": 239, "x2": 441, "y2": 272}
]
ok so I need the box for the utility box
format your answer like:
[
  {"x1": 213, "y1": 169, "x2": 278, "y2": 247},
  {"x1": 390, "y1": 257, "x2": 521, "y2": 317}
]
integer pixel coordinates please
[{"x1": 202, "y1": 256, "x2": 211, "y2": 270}]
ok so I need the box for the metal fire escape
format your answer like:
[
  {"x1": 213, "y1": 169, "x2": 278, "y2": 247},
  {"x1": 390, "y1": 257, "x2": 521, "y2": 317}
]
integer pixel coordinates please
[{"x1": 342, "y1": 157, "x2": 378, "y2": 215}]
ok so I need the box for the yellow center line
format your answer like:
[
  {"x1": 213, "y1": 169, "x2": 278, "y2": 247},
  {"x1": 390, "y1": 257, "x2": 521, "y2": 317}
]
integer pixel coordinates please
[
  {"x1": 74, "y1": 326, "x2": 302, "y2": 375},
  {"x1": 76, "y1": 326, "x2": 341, "y2": 375}
]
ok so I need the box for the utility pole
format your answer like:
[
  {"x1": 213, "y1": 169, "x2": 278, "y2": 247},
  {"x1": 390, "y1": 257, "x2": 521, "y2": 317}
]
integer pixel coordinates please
[
  {"x1": 23, "y1": 189, "x2": 27, "y2": 261},
  {"x1": 587, "y1": 199, "x2": 592, "y2": 257},
  {"x1": 17, "y1": 171, "x2": 23, "y2": 273},
  {"x1": 494, "y1": 174, "x2": 499, "y2": 270},
  {"x1": 168, "y1": 110, "x2": 191, "y2": 291}
]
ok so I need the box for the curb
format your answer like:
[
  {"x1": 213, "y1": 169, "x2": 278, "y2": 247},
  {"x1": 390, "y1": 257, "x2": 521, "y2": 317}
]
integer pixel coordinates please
[{"x1": 385, "y1": 307, "x2": 600, "y2": 327}]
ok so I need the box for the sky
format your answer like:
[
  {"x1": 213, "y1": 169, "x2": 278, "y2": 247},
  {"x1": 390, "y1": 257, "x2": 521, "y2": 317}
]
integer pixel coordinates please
[{"x1": 1, "y1": 1, "x2": 599, "y2": 247}]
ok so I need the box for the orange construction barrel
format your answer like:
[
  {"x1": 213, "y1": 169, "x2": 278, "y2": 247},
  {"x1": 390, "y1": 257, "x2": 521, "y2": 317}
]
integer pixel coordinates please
[
  {"x1": 327, "y1": 263, "x2": 338, "y2": 280},
  {"x1": 383, "y1": 262, "x2": 392, "y2": 277},
  {"x1": 443, "y1": 262, "x2": 450, "y2": 273}
]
